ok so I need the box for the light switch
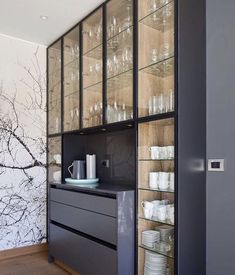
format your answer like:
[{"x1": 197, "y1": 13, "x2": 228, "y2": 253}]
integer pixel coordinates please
[{"x1": 208, "y1": 159, "x2": 224, "y2": 172}]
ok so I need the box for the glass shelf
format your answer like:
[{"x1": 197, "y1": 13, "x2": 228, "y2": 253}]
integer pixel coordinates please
[
  {"x1": 107, "y1": 25, "x2": 133, "y2": 42},
  {"x1": 139, "y1": 1, "x2": 174, "y2": 32},
  {"x1": 64, "y1": 57, "x2": 79, "y2": 69},
  {"x1": 83, "y1": 80, "x2": 103, "y2": 91},
  {"x1": 107, "y1": 26, "x2": 133, "y2": 54},
  {"x1": 139, "y1": 216, "x2": 174, "y2": 226},
  {"x1": 139, "y1": 56, "x2": 174, "y2": 77},
  {"x1": 64, "y1": 90, "x2": 79, "y2": 98},
  {"x1": 139, "y1": 158, "x2": 174, "y2": 161},
  {"x1": 139, "y1": 187, "x2": 174, "y2": 193},
  {"x1": 139, "y1": 244, "x2": 174, "y2": 259},
  {"x1": 83, "y1": 44, "x2": 103, "y2": 59},
  {"x1": 107, "y1": 69, "x2": 132, "y2": 90}
]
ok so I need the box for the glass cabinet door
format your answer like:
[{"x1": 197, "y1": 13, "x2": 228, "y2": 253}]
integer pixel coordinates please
[
  {"x1": 63, "y1": 26, "x2": 80, "y2": 132},
  {"x1": 48, "y1": 137, "x2": 62, "y2": 183},
  {"x1": 138, "y1": 118, "x2": 175, "y2": 275},
  {"x1": 82, "y1": 8, "x2": 103, "y2": 128},
  {"x1": 106, "y1": 0, "x2": 133, "y2": 123},
  {"x1": 138, "y1": 0, "x2": 174, "y2": 117},
  {"x1": 48, "y1": 40, "x2": 62, "y2": 134}
]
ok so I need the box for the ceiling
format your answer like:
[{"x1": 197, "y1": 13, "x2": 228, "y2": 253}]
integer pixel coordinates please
[{"x1": 0, "y1": 0, "x2": 105, "y2": 46}]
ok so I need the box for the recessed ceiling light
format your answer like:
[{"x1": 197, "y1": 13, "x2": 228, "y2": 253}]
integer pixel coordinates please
[{"x1": 40, "y1": 15, "x2": 48, "y2": 20}]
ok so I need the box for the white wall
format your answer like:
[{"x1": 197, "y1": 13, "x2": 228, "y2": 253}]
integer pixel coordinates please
[{"x1": 0, "y1": 34, "x2": 47, "y2": 250}]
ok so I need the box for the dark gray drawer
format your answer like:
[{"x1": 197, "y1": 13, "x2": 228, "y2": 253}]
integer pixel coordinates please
[
  {"x1": 49, "y1": 223, "x2": 117, "y2": 275},
  {"x1": 50, "y1": 201, "x2": 117, "y2": 245},
  {"x1": 50, "y1": 188, "x2": 116, "y2": 217}
]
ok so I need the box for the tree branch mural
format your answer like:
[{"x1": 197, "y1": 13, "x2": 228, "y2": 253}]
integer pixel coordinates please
[{"x1": 0, "y1": 44, "x2": 46, "y2": 249}]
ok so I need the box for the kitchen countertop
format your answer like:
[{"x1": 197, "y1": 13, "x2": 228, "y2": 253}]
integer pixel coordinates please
[{"x1": 49, "y1": 182, "x2": 135, "y2": 197}]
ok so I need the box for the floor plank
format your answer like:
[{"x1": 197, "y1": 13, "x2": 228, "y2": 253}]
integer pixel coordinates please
[{"x1": 0, "y1": 251, "x2": 69, "y2": 275}]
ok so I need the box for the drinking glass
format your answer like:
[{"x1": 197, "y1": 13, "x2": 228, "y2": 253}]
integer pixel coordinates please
[
  {"x1": 109, "y1": 16, "x2": 118, "y2": 37},
  {"x1": 148, "y1": 96, "x2": 153, "y2": 115},
  {"x1": 169, "y1": 89, "x2": 174, "y2": 111},
  {"x1": 151, "y1": 48, "x2": 159, "y2": 63},
  {"x1": 153, "y1": 95, "x2": 158, "y2": 114},
  {"x1": 121, "y1": 103, "x2": 127, "y2": 121},
  {"x1": 107, "y1": 58, "x2": 113, "y2": 78},
  {"x1": 158, "y1": 93, "x2": 165, "y2": 113},
  {"x1": 165, "y1": 89, "x2": 174, "y2": 112},
  {"x1": 113, "y1": 54, "x2": 119, "y2": 75},
  {"x1": 148, "y1": 0, "x2": 160, "y2": 13},
  {"x1": 160, "y1": 42, "x2": 171, "y2": 60},
  {"x1": 123, "y1": 3, "x2": 132, "y2": 29}
]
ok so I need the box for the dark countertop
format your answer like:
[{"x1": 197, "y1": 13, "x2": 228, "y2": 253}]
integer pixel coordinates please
[{"x1": 49, "y1": 182, "x2": 135, "y2": 197}]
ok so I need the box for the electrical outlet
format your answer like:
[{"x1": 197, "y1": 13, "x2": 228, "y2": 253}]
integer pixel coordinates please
[{"x1": 101, "y1": 159, "x2": 110, "y2": 168}]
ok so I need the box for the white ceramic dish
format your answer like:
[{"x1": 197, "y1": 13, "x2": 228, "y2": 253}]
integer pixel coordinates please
[{"x1": 65, "y1": 178, "x2": 99, "y2": 188}]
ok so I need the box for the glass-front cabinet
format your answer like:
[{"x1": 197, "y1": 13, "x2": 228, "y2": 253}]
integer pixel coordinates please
[
  {"x1": 48, "y1": 137, "x2": 62, "y2": 183},
  {"x1": 138, "y1": 0, "x2": 174, "y2": 117},
  {"x1": 82, "y1": 8, "x2": 103, "y2": 128},
  {"x1": 48, "y1": 40, "x2": 61, "y2": 134},
  {"x1": 63, "y1": 26, "x2": 80, "y2": 132},
  {"x1": 138, "y1": 118, "x2": 175, "y2": 275},
  {"x1": 138, "y1": 1, "x2": 175, "y2": 274},
  {"x1": 106, "y1": 0, "x2": 133, "y2": 123}
]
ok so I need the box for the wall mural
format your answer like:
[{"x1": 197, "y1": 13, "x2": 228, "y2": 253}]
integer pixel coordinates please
[{"x1": 0, "y1": 35, "x2": 46, "y2": 250}]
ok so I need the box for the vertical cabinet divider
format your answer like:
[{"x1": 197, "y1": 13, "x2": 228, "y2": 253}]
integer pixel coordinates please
[
  {"x1": 61, "y1": 39, "x2": 64, "y2": 182},
  {"x1": 133, "y1": 0, "x2": 138, "y2": 120},
  {"x1": 79, "y1": 24, "x2": 83, "y2": 129},
  {"x1": 103, "y1": 5, "x2": 107, "y2": 125}
]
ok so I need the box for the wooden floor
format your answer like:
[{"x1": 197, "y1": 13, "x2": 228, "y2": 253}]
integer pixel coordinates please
[{"x1": 0, "y1": 251, "x2": 69, "y2": 275}]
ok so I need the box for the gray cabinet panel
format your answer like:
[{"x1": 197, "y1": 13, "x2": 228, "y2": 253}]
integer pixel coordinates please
[
  {"x1": 50, "y1": 201, "x2": 117, "y2": 245},
  {"x1": 50, "y1": 188, "x2": 116, "y2": 217},
  {"x1": 49, "y1": 223, "x2": 117, "y2": 275}
]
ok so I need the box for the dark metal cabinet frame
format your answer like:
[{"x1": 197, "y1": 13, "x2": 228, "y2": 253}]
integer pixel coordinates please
[{"x1": 47, "y1": 0, "x2": 206, "y2": 274}]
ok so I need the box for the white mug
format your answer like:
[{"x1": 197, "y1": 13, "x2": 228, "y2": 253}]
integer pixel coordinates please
[
  {"x1": 166, "y1": 145, "x2": 174, "y2": 159},
  {"x1": 152, "y1": 200, "x2": 161, "y2": 217},
  {"x1": 160, "y1": 147, "x2": 168, "y2": 159},
  {"x1": 141, "y1": 201, "x2": 154, "y2": 219},
  {"x1": 159, "y1": 171, "x2": 169, "y2": 181},
  {"x1": 159, "y1": 179, "x2": 169, "y2": 190},
  {"x1": 149, "y1": 172, "x2": 158, "y2": 189},
  {"x1": 53, "y1": 154, "x2": 61, "y2": 164},
  {"x1": 169, "y1": 172, "x2": 174, "y2": 191},
  {"x1": 53, "y1": 170, "x2": 61, "y2": 182},
  {"x1": 166, "y1": 204, "x2": 174, "y2": 224},
  {"x1": 161, "y1": 199, "x2": 170, "y2": 205},
  {"x1": 149, "y1": 146, "x2": 161, "y2": 160},
  {"x1": 157, "y1": 205, "x2": 167, "y2": 221}
]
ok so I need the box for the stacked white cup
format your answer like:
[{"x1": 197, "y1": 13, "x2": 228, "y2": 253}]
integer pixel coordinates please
[
  {"x1": 149, "y1": 172, "x2": 174, "y2": 191},
  {"x1": 149, "y1": 145, "x2": 174, "y2": 160},
  {"x1": 141, "y1": 200, "x2": 174, "y2": 224}
]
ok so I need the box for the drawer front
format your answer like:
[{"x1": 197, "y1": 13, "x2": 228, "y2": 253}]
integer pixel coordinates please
[
  {"x1": 50, "y1": 188, "x2": 116, "y2": 217},
  {"x1": 50, "y1": 201, "x2": 117, "y2": 245},
  {"x1": 49, "y1": 223, "x2": 117, "y2": 275}
]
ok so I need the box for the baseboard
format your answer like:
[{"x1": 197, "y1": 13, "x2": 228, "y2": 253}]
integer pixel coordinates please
[
  {"x1": 55, "y1": 259, "x2": 80, "y2": 275},
  {"x1": 0, "y1": 243, "x2": 48, "y2": 261}
]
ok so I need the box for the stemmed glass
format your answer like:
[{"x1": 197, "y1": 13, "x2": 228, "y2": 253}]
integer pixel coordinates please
[{"x1": 123, "y1": 0, "x2": 132, "y2": 30}]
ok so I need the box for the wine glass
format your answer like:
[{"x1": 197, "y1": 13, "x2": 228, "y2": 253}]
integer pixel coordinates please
[
  {"x1": 123, "y1": 1, "x2": 132, "y2": 29},
  {"x1": 148, "y1": 0, "x2": 159, "y2": 13}
]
